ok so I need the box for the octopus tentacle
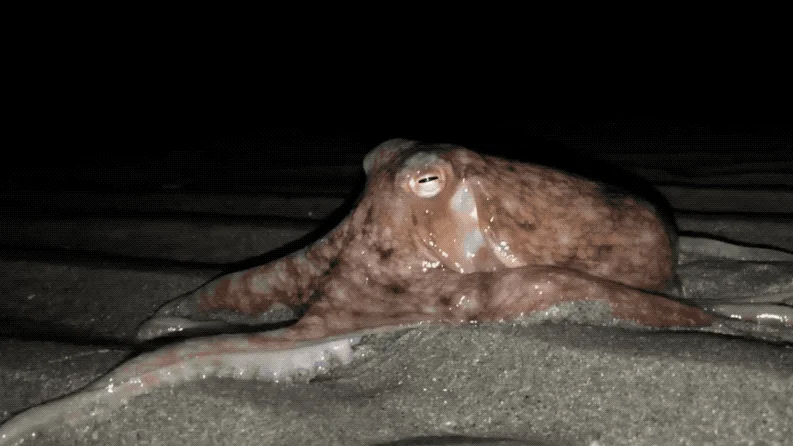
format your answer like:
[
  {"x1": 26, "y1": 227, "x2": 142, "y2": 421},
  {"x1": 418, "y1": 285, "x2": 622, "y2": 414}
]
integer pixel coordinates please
[
  {"x1": 137, "y1": 220, "x2": 353, "y2": 342},
  {"x1": 279, "y1": 265, "x2": 712, "y2": 340},
  {"x1": 0, "y1": 334, "x2": 362, "y2": 446},
  {"x1": 677, "y1": 236, "x2": 793, "y2": 326},
  {"x1": 695, "y1": 303, "x2": 792, "y2": 326}
]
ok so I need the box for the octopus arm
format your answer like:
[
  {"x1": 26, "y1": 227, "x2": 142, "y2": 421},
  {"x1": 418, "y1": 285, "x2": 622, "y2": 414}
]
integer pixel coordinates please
[
  {"x1": 0, "y1": 333, "x2": 362, "y2": 445},
  {"x1": 137, "y1": 234, "x2": 346, "y2": 342}
]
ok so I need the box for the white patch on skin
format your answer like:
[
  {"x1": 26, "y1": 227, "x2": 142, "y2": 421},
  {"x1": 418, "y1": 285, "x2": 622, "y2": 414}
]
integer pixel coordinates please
[
  {"x1": 451, "y1": 183, "x2": 476, "y2": 215},
  {"x1": 464, "y1": 229, "x2": 485, "y2": 259},
  {"x1": 250, "y1": 272, "x2": 271, "y2": 293}
]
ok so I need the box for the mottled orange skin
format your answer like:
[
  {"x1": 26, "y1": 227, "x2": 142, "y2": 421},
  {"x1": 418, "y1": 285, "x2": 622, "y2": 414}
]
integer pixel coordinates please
[
  {"x1": 157, "y1": 139, "x2": 711, "y2": 344},
  {"x1": 468, "y1": 154, "x2": 676, "y2": 290}
]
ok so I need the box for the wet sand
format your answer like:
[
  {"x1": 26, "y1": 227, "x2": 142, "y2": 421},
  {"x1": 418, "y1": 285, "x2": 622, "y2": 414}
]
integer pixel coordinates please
[{"x1": 5, "y1": 323, "x2": 793, "y2": 445}]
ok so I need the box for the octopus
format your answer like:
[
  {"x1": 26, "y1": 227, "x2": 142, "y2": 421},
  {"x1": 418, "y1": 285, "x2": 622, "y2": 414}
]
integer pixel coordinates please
[{"x1": 2, "y1": 138, "x2": 788, "y2": 444}]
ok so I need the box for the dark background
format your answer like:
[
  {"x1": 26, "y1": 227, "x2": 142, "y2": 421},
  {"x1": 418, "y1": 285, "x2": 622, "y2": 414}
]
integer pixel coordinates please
[{"x1": 5, "y1": 100, "x2": 791, "y2": 194}]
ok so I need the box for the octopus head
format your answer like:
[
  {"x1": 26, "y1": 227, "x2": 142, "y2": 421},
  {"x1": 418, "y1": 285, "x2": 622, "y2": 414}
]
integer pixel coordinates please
[{"x1": 363, "y1": 139, "x2": 505, "y2": 274}]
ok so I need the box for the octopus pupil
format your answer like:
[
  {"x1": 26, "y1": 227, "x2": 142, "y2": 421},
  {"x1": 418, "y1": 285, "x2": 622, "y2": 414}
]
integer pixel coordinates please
[{"x1": 418, "y1": 176, "x2": 438, "y2": 183}]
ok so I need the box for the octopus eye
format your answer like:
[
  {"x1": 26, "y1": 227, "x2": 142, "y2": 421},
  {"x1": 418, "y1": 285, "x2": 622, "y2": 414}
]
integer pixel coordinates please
[{"x1": 410, "y1": 172, "x2": 444, "y2": 198}]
